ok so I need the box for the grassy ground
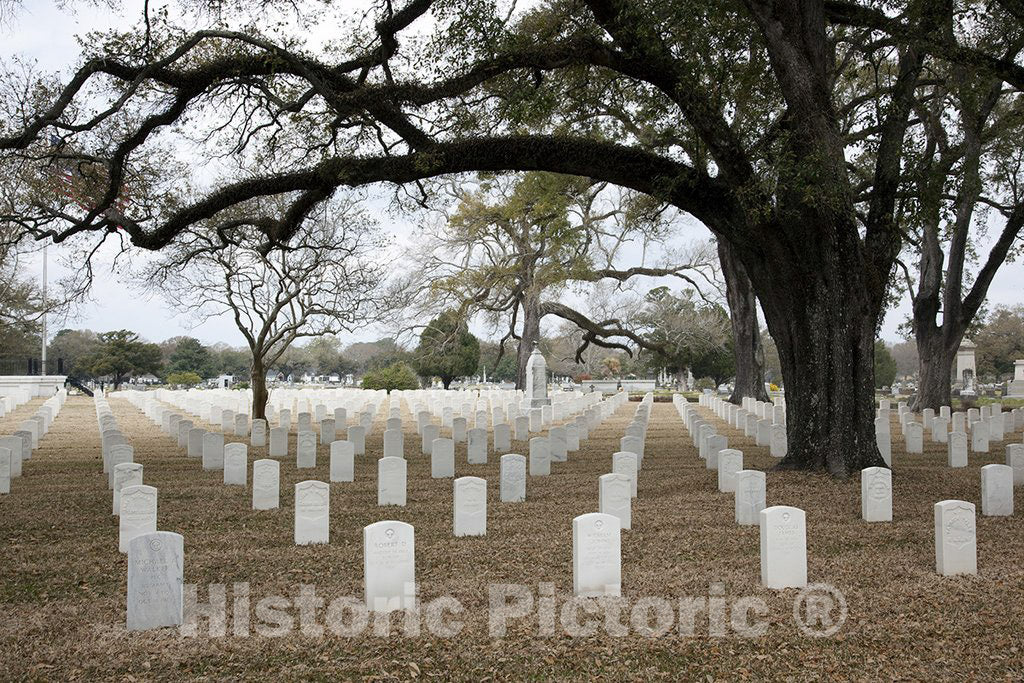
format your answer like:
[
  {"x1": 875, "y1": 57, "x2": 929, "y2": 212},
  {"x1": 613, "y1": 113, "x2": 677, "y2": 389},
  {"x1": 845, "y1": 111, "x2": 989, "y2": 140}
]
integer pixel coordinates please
[{"x1": 1, "y1": 394, "x2": 1022, "y2": 680}]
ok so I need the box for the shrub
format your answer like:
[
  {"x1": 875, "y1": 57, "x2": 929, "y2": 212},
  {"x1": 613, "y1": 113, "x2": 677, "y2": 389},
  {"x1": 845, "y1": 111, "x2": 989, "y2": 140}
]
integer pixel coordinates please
[
  {"x1": 360, "y1": 362, "x2": 420, "y2": 392},
  {"x1": 694, "y1": 377, "x2": 716, "y2": 391},
  {"x1": 166, "y1": 371, "x2": 202, "y2": 387}
]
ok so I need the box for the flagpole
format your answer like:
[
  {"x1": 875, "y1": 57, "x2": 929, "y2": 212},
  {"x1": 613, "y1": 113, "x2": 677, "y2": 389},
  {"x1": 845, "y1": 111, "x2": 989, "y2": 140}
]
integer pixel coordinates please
[{"x1": 40, "y1": 243, "x2": 47, "y2": 377}]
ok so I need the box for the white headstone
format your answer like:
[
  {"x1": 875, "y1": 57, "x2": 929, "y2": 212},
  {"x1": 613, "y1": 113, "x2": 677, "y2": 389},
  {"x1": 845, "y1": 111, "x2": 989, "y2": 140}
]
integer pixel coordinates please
[
  {"x1": 108, "y1": 444, "x2": 134, "y2": 488},
  {"x1": 620, "y1": 435, "x2": 644, "y2": 468},
  {"x1": 296, "y1": 430, "x2": 317, "y2": 468},
  {"x1": 467, "y1": 428, "x2": 487, "y2": 464},
  {"x1": 202, "y1": 432, "x2": 225, "y2": 470},
  {"x1": 269, "y1": 427, "x2": 289, "y2": 457},
  {"x1": 759, "y1": 505, "x2": 807, "y2": 589},
  {"x1": 224, "y1": 443, "x2": 247, "y2": 485},
  {"x1": 431, "y1": 438, "x2": 455, "y2": 479},
  {"x1": 377, "y1": 456, "x2": 407, "y2": 506},
  {"x1": 320, "y1": 418, "x2": 336, "y2": 445},
  {"x1": 453, "y1": 476, "x2": 487, "y2": 536},
  {"x1": 187, "y1": 427, "x2": 205, "y2": 458},
  {"x1": 904, "y1": 422, "x2": 923, "y2": 454},
  {"x1": 251, "y1": 418, "x2": 267, "y2": 447},
  {"x1": 174, "y1": 420, "x2": 192, "y2": 448},
  {"x1": 717, "y1": 449, "x2": 743, "y2": 493},
  {"x1": 493, "y1": 423, "x2": 511, "y2": 453},
  {"x1": 572, "y1": 512, "x2": 621, "y2": 597},
  {"x1": 113, "y1": 462, "x2": 143, "y2": 515},
  {"x1": 948, "y1": 431, "x2": 968, "y2": 468},
  {"x1": 981, "y1": 464, "x2": 1014, "y2": 517},
  {"x1": 363, "y1": 520, "x2": 415, "y2": 612},
  {"x1": 222, "y1": 410, "x2": 236, "y2": 435},
  {"x1": 348, "y1": 425, "x2": 366, "y2": 455},
  {"x1": 860, "y1": 467, "x2": 892, "y2": 522},
  {"x1": 126, "y1": 531, "x2": 184, "y2": 631},
  {"x1": 934, "y1": 500, "x2": 977, "y2": 576},
  {"x1": 421, "y1": 424, "x2": 440, "y2": 455},
  {"x1": 1007, "y1": 443, "x2": 1024, "y2": 486},
  {"x1": 529, "y1": 437, "x2": 550, "y2": 476},
  {"x1": 611, "y1": 451, "x2": 638, "y2": 497},
  {"x1": 252, "y1": 459, "x2": 281, "y2": 510},
  {"x1": 599, "y1": 473, "x2": 632, "y2": 531},
  {"x1": 0, "y1": 436, "x2": 22, "y2": 479},
  {"x1": 734, "y1": 470, "x2": 766, "y2": 526},
  {"x1": 876, "y1": 429, "x2": 892, "y2": 467},
  {"x1": 514, "y1": 416, "x2": 529, "y2": 441},
  {"x1": 294, "y1": 480, "x2": 329, "y2": 544},
  {"x1": 549, "y1": 426, "x2": 567, "y2": 462},
  {"x1": 769, "y1": 424, "x2": 787, "y2": 458},
  {"x1": 452, "y1": 417, "x2": 467, "y2": 443},
  {"x1": 566, "y1": 424, "x2": 580, "y2": 451},
  {"x1": 383, "y1": 428, "x2": 404, "y2": 459},
  {"x1": 971, "y1": 420, "x2": 989, "y2": 453},
  {"x1": 499, "y1": 453, "x2": 526, "y2": 502},
  {"x1": 0, "y1": 447, "x2": 9, "y2": 494},
  {"x1": 119, "y1": 484, "x2": 157, "y2": 553},
  {"x1": 329, "y1": 441, "x2": 355, "y2": 482}
]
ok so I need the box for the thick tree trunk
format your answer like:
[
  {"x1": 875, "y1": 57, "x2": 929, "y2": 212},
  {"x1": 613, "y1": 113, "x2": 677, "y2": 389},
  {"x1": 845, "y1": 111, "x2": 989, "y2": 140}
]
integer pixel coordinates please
[
  {"x1": 718, "y1": 240, "x2": 769, "y2": 405},
  {"x1": 442, "y1": 375, "x2": 453, "y2": 389},
  {"x1": 251, "y1": 356, "x2": 268, "y2": 420},
  {"x1": 756, "y1": 264, "x2": 887, "y2": 476},
  {"x1": 516, "y1": 291, "x2": 542, "y2": 390},
  {"x1": 911, "y1": 330, "x2": 958, "y2": 411}
]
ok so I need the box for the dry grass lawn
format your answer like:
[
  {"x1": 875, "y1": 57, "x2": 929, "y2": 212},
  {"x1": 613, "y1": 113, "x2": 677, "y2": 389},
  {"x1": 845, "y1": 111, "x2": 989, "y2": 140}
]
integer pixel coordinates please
[{"x1": 1, "y1": 394, "x2": 1023, "y2": 680}]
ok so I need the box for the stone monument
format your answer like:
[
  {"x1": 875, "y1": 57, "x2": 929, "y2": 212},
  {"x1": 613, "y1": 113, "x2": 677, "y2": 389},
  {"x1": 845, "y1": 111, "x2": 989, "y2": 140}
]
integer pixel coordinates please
[
  {"x1": 1007, "y1": 359, "x2": 1024, "y2": 398},
  {"x1": 956, "y1": 340, "x2": 977, "y2": 395},
  {"x1": 524, "y1": 342, "x2": 551, "y2": 408}
]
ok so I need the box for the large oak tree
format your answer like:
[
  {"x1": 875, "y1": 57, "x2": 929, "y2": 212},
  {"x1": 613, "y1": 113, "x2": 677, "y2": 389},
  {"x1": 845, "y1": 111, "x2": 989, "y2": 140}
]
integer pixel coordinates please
[{"x1": 4, "y1": 0, "x2": 1024, "y2": 474}]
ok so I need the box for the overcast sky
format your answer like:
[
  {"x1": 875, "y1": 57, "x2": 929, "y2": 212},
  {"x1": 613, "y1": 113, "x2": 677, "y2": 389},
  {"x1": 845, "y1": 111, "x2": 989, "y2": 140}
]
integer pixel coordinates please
[{"x1": 5, "y1": 0, "x2": 1023, "y2": 348}]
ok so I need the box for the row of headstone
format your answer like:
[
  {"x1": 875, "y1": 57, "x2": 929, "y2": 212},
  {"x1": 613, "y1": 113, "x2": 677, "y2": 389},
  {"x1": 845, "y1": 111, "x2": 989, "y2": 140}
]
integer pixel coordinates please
[
  {"x1": 689, "y1": 395, "x2": 1016, "y2": 581},
  {"x1": 124, "y1": 385, "x2": 622, "y2": 540},
  {"x1": 877, "y1": 400, "x2": 1023, "y2": 467},
  {"x1": 689, "y1": 394, "x2": 788, "y2": 459},
  {"x1": 679, "y1": 397, "x2": 772, "y2": 529},
  {"x1": 0, "y1": 388, "x2": 66, "y2": 494},
  {"x1": 0, "y1": 385, "x2": 36, "y2": 418},
  {"x1": 119, "y1": 392, "x2": 249, "y2": 491},
  {"x1": 127, "y1": 519, "x2": 420, "y2": 630},
  {"x1": 94, "y1": 396, "x2": 158, "y2": 555}
]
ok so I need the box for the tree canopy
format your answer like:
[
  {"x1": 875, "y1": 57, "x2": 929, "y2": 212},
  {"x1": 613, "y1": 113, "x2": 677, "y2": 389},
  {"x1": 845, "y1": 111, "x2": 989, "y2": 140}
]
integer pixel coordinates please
[
  {"x1": 976, "y1": 305, "x2": 1024, "y2": 380},
  {"x1": 413, "y1": 310, "x2": 481, "y2": 389},
  {"x1": 146, "y1": 196, "x2": 386, "y2": 417},
  {"x1": 5, "y1": 0, "x2": 1024, "y2": 474},
  {"x1": 636, "y1": 286, "x2": 732, "y2": 386},
  {"x1": 360, "y1": 362, "x2": 420, "y2": 392},
  {"x1": 81, "y1": 329, "x2": 162, "y2": 388},
  {"x1": 874, "y1": 341, "x2": 898, "y2": 389},
  {"x1": 167, "y1": 336, "x2": 216, "y2": 378}
]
